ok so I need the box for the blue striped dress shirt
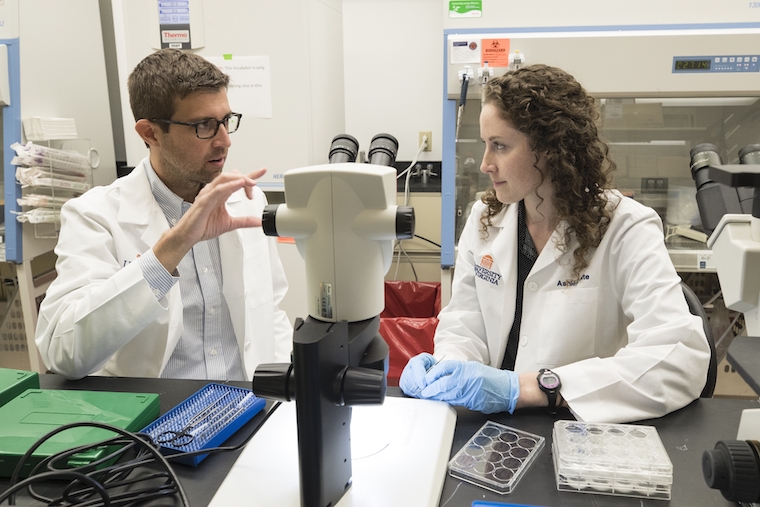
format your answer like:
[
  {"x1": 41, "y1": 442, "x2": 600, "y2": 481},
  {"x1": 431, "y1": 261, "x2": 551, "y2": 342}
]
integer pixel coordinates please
[{"x1": 137, "y1": 161, "x2": 245, "y2": 380}]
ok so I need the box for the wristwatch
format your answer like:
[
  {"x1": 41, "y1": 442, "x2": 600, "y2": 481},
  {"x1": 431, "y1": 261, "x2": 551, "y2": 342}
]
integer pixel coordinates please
[{"x1": 537, "y1": 369, "x2": 561, "y2": 415}]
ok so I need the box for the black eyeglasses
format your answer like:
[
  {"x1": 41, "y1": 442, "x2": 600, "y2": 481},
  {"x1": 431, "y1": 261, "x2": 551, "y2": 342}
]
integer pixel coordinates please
[{"x1": 150, "y1": 112, "x2": 242, "y2": 139}]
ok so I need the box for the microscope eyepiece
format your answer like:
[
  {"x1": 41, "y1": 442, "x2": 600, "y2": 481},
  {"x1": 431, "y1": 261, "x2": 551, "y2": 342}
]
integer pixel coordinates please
[
  {"x1": 329, "y1": 134, "x2": 360, "y2": 163},
  {"x1": 739, "y1": 144, "x2": 760, "y2": 165},
  {"x1": 367, "y1": 133, "x2": 399, "y2": 167},
  {"x1": 690, "y1": 143, "x2": 722, "y2": 190}
]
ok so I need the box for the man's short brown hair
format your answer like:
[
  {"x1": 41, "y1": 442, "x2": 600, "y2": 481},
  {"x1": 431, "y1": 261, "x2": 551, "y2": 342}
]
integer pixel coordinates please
[{"x1": 127, "y1": 49, "x2": 230, "y2": 128}]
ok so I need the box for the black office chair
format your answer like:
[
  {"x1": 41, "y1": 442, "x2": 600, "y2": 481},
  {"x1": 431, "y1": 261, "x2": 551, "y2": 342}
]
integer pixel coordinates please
[{"x1": 680, "y1": 281, "x2": 718, "y2": 398}]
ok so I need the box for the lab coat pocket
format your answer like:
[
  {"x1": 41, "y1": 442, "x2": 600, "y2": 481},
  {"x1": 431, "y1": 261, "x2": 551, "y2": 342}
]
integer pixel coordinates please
[{"x1": 537, "y1": 287, "x2": 598, "y2": 367}]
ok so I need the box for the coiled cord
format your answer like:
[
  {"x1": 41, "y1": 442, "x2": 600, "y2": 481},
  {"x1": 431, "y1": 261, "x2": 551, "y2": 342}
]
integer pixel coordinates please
[{"x1": 0, "y1": 402, "x2": 281, "y2": 506}]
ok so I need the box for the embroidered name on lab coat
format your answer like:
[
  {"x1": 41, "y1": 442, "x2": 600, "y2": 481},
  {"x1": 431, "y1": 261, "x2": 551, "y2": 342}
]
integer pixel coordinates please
[
  {"x1": 556, "y1": 274, "x2": 590, "y2": 287},
  {"x1": 475, "y1": 255, "x2": 502, "y2": 285},
  {"x1": 122, "y1": 253, "x2": 141, "y2": 267}
]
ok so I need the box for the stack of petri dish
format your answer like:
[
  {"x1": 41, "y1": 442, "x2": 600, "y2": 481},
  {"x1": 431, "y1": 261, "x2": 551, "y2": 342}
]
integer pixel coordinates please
[{"x1": 552, "y1": 420, "x2": 673, "y2": 500}]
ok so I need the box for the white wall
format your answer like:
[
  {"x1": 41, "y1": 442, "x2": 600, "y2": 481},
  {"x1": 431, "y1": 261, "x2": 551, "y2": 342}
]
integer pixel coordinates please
[
  {"x1": 19, "y1": 0, "x2": 116, "y2": 189},
  {"x1": 342, "y1": 0, "x2": 443, "y2": 163},
  {"x1": 112, "y1": 0, "x2": 345, "y2": 188},
  {"x1": 19, "y1": 0, "x2": 117, "y2": 261},
  {"x1": 112, "y1": 0, "x2": 445, "y2": 176}
]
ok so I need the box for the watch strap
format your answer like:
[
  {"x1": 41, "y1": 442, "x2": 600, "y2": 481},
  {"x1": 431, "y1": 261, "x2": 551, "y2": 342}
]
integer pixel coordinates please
[{"x1": 538, "y1": 368, "x2": 559, "y2": 415}]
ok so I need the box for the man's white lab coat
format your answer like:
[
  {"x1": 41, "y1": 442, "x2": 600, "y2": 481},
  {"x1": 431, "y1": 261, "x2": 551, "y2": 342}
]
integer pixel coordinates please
[
  {"x1": 36, "y1": 159, "x2": 293, "y2": 380},
  {"x1": 435, "y1": 190, "x2": 711, "y2": 423}
]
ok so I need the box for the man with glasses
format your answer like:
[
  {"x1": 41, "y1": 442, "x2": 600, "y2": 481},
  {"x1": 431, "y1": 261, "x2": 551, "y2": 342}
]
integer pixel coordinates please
[{"x1": 35, "y1": 49, "x2": 293, "y2": 380}]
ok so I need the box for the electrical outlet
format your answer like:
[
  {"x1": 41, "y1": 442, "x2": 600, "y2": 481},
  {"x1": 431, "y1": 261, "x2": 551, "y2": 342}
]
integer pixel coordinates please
[{"x1": 419, "y1": 131, "x2": 432, "y2": 151}]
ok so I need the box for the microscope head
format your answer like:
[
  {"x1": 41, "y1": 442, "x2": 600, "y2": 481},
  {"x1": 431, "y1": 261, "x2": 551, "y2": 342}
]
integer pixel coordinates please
[
  {"x1": 262, "y1": 136, "x2": 414, "y2": 323},
  {"x1": 692, "y1": 145, "x2": 760, "y2": 336}
]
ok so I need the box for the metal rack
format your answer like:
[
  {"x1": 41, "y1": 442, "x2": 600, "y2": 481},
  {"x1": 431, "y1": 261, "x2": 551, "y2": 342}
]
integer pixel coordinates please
[{"x1": 1, "y1": 138, "x2": 93, "y2": 372}]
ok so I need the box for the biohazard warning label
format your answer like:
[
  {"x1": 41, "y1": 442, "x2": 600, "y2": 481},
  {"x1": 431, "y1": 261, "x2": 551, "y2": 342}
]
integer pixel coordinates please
[{"x1": 481, "y1": 38, "x2": 510, "y2": 67}]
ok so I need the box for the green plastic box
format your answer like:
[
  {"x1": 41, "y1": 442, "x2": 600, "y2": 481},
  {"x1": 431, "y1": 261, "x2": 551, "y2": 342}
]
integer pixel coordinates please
[
  {"x1": 0, "y1": 389, "x2": 159, "y2": 477},
  {"x1": 0, "y1": 368, "x2": 39, "y2": 408}
]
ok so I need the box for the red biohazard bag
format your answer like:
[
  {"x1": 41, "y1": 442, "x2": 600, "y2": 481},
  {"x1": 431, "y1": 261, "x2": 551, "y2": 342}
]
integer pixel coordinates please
[{"x1": 380, "y1": 281, "x2": 441, "y2": 386}]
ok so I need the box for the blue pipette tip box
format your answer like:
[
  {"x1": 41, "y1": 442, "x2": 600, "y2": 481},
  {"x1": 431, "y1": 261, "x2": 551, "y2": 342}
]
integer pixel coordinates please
[{"x1": 141, "y1": 383, "x2": 266, "y2": 466}]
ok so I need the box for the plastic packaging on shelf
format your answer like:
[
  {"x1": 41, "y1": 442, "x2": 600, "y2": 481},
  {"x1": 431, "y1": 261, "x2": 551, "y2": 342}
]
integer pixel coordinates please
[
  {"x1": 22, "y1": 117, "x2": 78, "y2": 141},
  {"x1": 14, "y1": 166, "x2": 91, "y2": 191},
  {"x1": 13, "y1": 207, "x2": 60, "y2": 224},
  {"x1": 11, "y1": 141, "x2": 93, "y2": 173},
  {"x1": 552, "y1": 420, "x2": 673, "y2": 500},
  {"x1": 448, "y1": 421, "x2": 545, "y2": 494},
  {"x1": 16, "y1": 194, "x2": 71, "y2": 208}
]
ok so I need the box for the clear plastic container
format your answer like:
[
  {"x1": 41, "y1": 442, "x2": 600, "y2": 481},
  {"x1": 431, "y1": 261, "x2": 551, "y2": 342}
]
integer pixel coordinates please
[
  {"x1": 552, "y1": 420, "x2": 673, "y2": 500},
  {"x1": 448, "y1": 421, "x2": 545, "y2": 494}
]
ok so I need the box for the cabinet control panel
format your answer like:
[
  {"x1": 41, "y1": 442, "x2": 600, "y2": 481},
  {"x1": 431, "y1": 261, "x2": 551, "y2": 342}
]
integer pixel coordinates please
[{"x1": 673, "y1": 55, "x2": 760, "y2": 73}]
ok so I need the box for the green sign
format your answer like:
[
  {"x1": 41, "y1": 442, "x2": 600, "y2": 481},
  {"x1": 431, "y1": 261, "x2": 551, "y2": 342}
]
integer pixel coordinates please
[{"x1": 449, "y1": 0, "x2": 482, "y2": 18}]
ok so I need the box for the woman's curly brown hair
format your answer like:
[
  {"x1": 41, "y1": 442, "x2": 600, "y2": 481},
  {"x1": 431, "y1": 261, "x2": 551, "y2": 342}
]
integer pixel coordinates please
[{"x1": 479, "y1": 64, "x2": 617, "y2": 281}]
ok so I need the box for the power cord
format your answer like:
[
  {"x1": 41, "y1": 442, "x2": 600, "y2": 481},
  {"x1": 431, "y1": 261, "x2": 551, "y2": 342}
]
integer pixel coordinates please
[
  {"x1": 0, "y1": 401, "x2": 282, "y2": 506},
  {"x1": 414, "y1": 234, "x2": 441, "y2": 248},
  {"x1": 393, "y1": 137, "x2": 429, "y2": 281}
]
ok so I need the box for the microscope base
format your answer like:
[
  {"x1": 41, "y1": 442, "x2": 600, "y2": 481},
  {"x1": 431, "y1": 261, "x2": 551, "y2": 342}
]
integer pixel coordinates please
[
  {"x1": 292, "y1": 318, "x2": 353, "y2": 507},
  {"x1": 208, "y1": 397, "x2": 456, "y2": 507}
]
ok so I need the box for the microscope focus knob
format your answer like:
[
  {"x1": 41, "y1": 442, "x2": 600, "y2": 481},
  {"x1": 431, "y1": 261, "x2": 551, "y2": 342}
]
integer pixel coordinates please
[
  {"x1": 253, "y1": 362, "x2": 295, "y2": 402},
  {"x1": 396, "y1": 206, "x2": 415, "y2": 240},
  {"x1": 702, "y1": 440, "x2": 760, "y2": 503},
  {"x1": 334, "y1": 366, "x2": 386, "y2": 406}
]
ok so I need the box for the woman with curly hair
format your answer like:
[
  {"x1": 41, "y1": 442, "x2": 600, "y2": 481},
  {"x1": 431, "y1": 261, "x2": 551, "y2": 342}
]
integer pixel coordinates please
[{"x1": 400, "y1": 64, "x2": 711, "y2": 423}]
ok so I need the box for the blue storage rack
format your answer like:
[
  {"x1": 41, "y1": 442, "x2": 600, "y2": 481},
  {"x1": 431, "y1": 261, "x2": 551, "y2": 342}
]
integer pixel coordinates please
[{"x1": 141, "y1": 383, "x2": 266, "y2": 466}]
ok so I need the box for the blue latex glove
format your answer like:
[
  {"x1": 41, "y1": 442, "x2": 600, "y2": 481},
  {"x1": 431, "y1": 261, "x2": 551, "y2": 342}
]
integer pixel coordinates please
[
  {"x1": 420, "y1": 360, "x2": 520, "y2": 414},
  {"x1": 399, "y1": 352, "x2": 436, "y2": 397}
]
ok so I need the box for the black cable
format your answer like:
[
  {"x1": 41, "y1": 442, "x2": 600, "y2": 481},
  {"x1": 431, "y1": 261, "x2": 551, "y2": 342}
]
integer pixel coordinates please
[
  {"x1": 4, "y1": 422, "x2": 187, "y2": 507},
  {"x1": 459, "y1": 73, "x2": 469, "y2": 108},
  {"x1": 0, "y1": 471, "x2": 109, "y2": 507},
  {"x1": 413, "y1": 234, "x2": 441, "y2": 248},
  {"x1": 455, "y1": 73, "x2": 469, "y2": 142},
  {"x1": 1, "y1": 402, "x2": 282, "y2": 507},
  {"x1": 163, "y1": 401, "x2": 281, "y2": 461},
  {"x1": 25, "y1": 437, "x2": 151, "y2": 505}
]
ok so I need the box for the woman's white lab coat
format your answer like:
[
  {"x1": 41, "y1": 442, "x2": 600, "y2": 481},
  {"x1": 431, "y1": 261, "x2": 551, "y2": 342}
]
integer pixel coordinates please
[
  {"x1": 35, "y1": 160, "x2": 293, "y2": 380},
  {"x1": 435, "y1": 190, "x2": 711, "y2": 423}
]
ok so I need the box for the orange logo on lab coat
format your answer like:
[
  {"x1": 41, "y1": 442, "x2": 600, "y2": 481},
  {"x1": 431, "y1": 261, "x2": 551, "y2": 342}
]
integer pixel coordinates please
[{"x1": 480, "y1": 255, "x2": 494, "y2": 269}]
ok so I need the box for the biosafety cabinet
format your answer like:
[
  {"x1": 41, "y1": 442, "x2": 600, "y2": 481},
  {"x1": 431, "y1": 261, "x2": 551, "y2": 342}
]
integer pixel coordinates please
[{"x1": 440, "y1": 1, "x2": 760, "y2": 281}]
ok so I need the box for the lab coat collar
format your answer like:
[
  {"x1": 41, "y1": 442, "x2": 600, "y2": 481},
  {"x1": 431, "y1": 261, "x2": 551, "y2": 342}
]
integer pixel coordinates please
[
  {"x1": 498, "y1": 201, "x2": 572, "y2": 275},
  {"x1": 531, "y1": 221, "x2": 571, "y2": 274},
  {"x1": 487, "y1": 203, "x2": 509, "y2": 229},
  {"x1": 116, "y1": 160, "x2": 170, "y2": 249},
  {"x1": 116, "y1": 160, "x2": 163, "y2": 226}
]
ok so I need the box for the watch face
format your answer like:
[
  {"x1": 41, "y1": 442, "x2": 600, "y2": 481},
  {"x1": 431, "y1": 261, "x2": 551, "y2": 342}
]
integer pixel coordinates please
[{"x1": 540, "y1": 372, "x2": 560, "y2": 389}]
